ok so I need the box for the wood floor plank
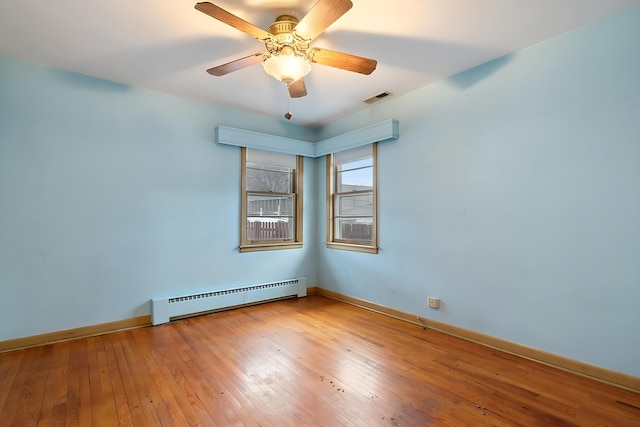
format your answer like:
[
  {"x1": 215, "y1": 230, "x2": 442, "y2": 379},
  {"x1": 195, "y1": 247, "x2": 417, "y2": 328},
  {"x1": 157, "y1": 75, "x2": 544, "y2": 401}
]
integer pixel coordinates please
[
  {"x1": 168, "y1": 322, "x2": 239, "y2": 425},
  {"x1": 150, "y1": 327, "x2": 219, "y2": 427},
  {"x1": 247, "y1": 312, "x2": 414, "y2": 425},
  {"x1": 63, "y1": 339, "x2": 86, "y2": 427},
  {"x1": 0, "y1": 349, "x2": 22, "y2": 418},
  {"x1": 1, "y1": 295, "x2": 639, "y2": 426},
  {"x1": 219, "y1": 312, "x2": 361, "y2": 425},
  {"x1": 36, "y1": 343, "x2": 69, "y2": 427},
  {"x1": 103, "y1": 334, "x2": 141, "y2": 427},
  {"x1": 3, "y1": 345, "x2": 48, "y2": 426},
  {"x1": 259, "y1": 303, "x2": 476, "y2": 425},
  {"x1": 87, "y1": 336, "x2": 120, "y2": 427},
  {"x1": 180, "y1": 319, "x2": 278, "y2": 426},
  {"x1": 132, "y1": 329, "x2": 192, "y2": 426},
  {"x1": 106, "y1": 334, "x2": 143, "y2": 426},
  {"x1": 116, "y1": 330, "x2": 163, "y2": 426},
  {"x1": 199, "y1": 321, "x2": 311, "y2": 425}
]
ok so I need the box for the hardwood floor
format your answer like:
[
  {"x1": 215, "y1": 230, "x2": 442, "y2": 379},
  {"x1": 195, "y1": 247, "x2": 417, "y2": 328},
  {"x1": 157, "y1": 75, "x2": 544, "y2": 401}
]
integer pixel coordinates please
[{"x1": 1, "y1": 295, "x2": 639, "y2": 426}]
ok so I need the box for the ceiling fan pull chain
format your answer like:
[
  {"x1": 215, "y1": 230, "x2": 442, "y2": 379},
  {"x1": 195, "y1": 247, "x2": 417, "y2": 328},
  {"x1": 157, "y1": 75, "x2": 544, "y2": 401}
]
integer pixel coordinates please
[{"x1": 285, "y1": 97, "x2": 292, "y2": 120}]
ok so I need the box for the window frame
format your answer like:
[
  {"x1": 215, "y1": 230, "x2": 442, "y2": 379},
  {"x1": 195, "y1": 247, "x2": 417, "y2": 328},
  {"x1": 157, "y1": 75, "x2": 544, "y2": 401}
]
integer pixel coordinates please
[
  {"x1": 326, "y1": 143, "x2": 378, "y2": 254},
  {"x1": 240, "y1": 147, "x2": 303, "y2": 252}
]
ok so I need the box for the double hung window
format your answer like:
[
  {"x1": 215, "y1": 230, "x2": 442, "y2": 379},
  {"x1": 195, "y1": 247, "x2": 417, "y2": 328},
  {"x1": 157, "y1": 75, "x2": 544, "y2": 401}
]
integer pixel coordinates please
[
  {"x1": 241, "y1": 147, "x2": 303, "y2": 252},
  {"x1": 326, "y1": 143, "x2": 378, "y2": 253}
]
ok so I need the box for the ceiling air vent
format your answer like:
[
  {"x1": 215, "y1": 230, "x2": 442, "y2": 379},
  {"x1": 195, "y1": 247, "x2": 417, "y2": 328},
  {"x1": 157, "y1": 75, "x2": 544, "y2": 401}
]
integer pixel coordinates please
[{"x1": 362, "y1": 91, "x2": 392, "y2": 104}]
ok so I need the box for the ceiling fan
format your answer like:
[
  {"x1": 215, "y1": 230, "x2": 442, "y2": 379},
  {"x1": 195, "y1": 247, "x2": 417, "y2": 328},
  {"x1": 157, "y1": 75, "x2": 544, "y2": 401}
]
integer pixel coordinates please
[{"x1": 195, "y1": 0, "x2": 377, "y2": 98}]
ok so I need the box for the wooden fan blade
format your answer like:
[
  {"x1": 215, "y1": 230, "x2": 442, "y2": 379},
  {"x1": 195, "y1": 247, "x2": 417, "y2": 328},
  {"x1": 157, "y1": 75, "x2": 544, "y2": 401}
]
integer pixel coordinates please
[
  {"x1": 294, "y1": 0, "x2": 353, "y2": 41},
  {"x1": 288, "y1": 78, "x2": 307, "y2": 98},
  {"x1": 195, "y1": 2, "x2": 271, "y2": 41},
  {"x1": 308, "y1": 48, "x2": 377, "y2": 75},
  {"x1": 207, "y1": 53, "x2": 267, "y2": 76}
]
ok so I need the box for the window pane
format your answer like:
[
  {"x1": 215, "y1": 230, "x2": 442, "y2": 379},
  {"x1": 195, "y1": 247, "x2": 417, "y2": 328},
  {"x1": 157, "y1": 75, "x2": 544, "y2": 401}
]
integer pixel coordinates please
[
  {"x1": 335, "y1": 193, "x2": 373, "y2": 217},
  {"x1": 246, "y1": 194, "x2": 294, "y2": 241},
  {"x1": 335, "y1": 145, "x2": 372, "y2": 166},
  {"x1": 335, "y1": 217, "x2": 373, "y2": 241},
  {"x1": 246, "y1": 168, "x2": 292, "y2": 192},
  {"x1": 242, "y1": 147, "x2": 302, "y2": 250},
  {"x1": 247, "y1": 218, "x2": 293, "y2": 241},
  {"x1": 327, "y1": 143, "x2": 376, "y2": 252},
  {"x1": 247, "y1": 194, "x2": 293, "y2": 217},
  {"x1": 246, "y1": 148, "x2": 296, "y2": 169},
  {"x1": 337, "y1": 167, "x2": 372, "y2": 192}
]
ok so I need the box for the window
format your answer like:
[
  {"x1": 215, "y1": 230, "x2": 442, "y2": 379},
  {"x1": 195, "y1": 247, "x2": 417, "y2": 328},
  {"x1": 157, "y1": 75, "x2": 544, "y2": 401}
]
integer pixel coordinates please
[
  {"x1": 241, "y1": 147, "x2": 303, "y2": 252},
  {"x1": 326, "y1": 143, "x2": 377, "y2": 253}
]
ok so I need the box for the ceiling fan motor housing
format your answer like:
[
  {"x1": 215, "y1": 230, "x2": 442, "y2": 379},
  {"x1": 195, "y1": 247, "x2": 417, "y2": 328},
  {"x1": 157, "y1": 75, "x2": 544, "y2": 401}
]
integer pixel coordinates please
[{"x1": 265, "y1": 15, "x2": 309, "y2": 55}]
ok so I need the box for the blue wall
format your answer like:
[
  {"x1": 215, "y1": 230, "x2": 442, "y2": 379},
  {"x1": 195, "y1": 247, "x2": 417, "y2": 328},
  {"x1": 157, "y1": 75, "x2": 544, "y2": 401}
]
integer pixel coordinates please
[
  {"x1": 316, "y1": 7, "x2": 640, "y2": 377},
  {"x1": 1, "y1": 6, "x2": 639, "y2": 378},
  {"x1": 0, "y1": 57, "x2": 318, "y2": 340}
]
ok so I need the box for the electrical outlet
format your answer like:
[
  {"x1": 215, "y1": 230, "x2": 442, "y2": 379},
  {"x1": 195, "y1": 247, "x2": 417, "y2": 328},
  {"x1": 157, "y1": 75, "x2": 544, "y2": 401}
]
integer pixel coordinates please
[{"x1": 427, "y1": 297, "x2": 441, "y2": 309}]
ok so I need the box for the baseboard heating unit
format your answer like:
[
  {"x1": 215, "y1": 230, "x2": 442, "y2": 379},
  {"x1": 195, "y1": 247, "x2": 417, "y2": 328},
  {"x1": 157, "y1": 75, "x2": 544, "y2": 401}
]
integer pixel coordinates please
[{"x1": 151, "y1": 277, "x2": 307, "y2": 325}]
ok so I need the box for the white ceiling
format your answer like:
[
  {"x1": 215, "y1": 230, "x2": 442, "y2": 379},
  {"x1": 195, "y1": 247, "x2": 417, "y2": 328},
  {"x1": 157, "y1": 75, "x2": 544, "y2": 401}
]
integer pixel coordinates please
[{"x1": 1, "y1": 0, "x2": 639, "y2": 127}]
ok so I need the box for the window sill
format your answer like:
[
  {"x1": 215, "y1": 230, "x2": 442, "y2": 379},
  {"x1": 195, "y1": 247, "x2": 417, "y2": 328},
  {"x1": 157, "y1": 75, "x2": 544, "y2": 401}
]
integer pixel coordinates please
[
  {"x1": 326, "y1": 242, "x2": 378, "y2": 254},
  {"x1": 240, "y1": 242, "x2": 302, "y2": 253}
]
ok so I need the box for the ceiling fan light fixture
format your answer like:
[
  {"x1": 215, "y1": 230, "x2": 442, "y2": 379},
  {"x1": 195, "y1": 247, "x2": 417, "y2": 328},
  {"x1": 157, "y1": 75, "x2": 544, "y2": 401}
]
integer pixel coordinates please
[
  {"x1": 263, "y1": 48, "x2": 311, "y2": 86},
  {"x1": 196, "y1": 0, "x2": 376, "y2": 99}
]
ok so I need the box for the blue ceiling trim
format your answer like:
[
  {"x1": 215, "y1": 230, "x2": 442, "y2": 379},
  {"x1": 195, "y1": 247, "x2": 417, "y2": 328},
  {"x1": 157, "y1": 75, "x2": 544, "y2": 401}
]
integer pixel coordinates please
[{"x1": 216, "y1": 119, "x2": 399, "y2": 157}]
